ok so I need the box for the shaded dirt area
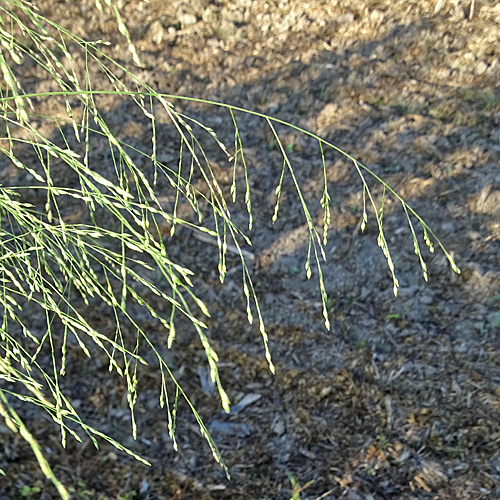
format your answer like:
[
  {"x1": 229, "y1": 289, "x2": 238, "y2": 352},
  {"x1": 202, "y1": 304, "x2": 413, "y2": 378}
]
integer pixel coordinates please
[{"x1": 2, "y1": 0, "x2": 500, "y2": 499}]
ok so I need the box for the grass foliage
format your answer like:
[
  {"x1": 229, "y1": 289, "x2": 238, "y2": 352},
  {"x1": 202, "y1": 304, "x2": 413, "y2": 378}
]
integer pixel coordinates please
[{"x1": 0, "y1": 0, "x2": 460, "y2": 496}]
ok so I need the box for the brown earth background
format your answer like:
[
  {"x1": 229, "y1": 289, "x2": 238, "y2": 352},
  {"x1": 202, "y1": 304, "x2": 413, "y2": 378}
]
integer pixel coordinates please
[{"x1": 1, "y1": 0, "x2": 500, "y2": 499}]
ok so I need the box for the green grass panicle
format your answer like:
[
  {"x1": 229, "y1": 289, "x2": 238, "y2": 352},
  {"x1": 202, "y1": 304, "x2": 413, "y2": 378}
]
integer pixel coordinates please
[{"x1": 0, "y1": 0, "x2": 460, "y2": 496}]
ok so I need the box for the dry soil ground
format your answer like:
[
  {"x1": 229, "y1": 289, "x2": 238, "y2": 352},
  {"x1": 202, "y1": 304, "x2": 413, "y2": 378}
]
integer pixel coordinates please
[{"x1": 2, "y1": 0, "x2": 500, "y2": 499}]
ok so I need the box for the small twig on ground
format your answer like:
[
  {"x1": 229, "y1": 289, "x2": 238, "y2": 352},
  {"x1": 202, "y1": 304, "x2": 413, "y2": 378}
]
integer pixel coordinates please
[{"x1": 191, "y1": 226, "x2": 255, "y2": 262}]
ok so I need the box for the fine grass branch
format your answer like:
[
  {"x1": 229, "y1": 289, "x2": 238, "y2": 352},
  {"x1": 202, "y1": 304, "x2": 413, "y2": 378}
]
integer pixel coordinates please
[{"x1": 0, "y1": 0, "x2": 460, "y2": 496}]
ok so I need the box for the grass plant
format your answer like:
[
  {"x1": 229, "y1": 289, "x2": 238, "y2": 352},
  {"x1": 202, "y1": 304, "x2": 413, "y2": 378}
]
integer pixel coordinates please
[{"x1": 0, "y1": 1, "x2": 460, "y2": 497}]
